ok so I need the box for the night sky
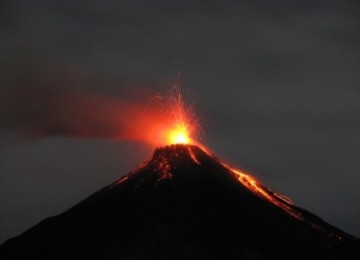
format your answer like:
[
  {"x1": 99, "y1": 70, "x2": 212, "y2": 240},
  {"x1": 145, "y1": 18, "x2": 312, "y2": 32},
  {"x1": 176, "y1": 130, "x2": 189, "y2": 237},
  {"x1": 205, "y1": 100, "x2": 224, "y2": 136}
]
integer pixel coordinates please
[{"x1": 1, "y1": 0, "x2": 360, "y2": 243}]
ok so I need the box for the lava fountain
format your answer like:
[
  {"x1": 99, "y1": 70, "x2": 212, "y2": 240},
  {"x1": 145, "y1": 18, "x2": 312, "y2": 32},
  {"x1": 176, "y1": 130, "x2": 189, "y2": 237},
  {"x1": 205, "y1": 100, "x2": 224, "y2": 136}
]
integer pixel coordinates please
[{"x1": 139, "y1": 88, "x2": 200, "y2": 147}]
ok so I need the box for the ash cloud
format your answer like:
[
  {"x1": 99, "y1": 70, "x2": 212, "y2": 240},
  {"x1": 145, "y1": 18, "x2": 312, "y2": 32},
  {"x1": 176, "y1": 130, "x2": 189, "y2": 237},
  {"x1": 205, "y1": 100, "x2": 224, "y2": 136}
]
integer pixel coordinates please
[
  {"x1": 0, "y1": 69, "x2": 163, "y2": 142},
  {"x1": 0, "y1": 69, "x2": 123, "y2": 139}
]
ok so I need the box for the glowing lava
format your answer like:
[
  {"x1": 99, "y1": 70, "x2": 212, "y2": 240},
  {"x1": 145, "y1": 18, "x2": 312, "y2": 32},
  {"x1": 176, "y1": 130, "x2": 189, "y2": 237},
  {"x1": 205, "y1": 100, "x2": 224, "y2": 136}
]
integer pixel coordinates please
[
  {"x1": 143, "y1": 87, "x2": 199, "y2": 147},
  {"x1": 221, "y1": 163, "x2": 303, "y2": 220},
  {"x1": 167, "y1": 123, "x2": 191, "y2": 144}
]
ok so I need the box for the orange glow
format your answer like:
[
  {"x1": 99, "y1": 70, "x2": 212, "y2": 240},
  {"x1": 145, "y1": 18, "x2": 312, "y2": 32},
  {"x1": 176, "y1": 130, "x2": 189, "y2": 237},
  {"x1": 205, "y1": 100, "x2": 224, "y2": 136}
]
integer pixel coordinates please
[
  {"x1": 161, "y1": 88, "x2": 196, "y2": 146},
  {"x1": 132, "y1": 87, "x2": 200, "y2": 147},
  {"x1": 167, "y1": 123, "x2": 191, "y2": 144}
]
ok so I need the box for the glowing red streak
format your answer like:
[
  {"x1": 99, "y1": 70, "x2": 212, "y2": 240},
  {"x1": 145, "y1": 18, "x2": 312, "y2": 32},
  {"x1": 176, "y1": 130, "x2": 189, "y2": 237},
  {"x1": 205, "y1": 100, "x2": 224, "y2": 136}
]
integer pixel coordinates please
[
  {"x1": 221, "y1": 162, "x2": 303, "y2": 219},
  {"x1": 188, "y1": 147, "x2": 201, "y2": 165}
]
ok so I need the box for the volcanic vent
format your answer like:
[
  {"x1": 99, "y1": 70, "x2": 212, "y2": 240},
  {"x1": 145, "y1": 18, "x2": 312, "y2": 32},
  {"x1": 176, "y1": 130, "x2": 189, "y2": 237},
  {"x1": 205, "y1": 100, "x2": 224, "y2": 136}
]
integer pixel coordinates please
[{"x1": 1, "y1": 144, "x2": 359, "y2": 259}]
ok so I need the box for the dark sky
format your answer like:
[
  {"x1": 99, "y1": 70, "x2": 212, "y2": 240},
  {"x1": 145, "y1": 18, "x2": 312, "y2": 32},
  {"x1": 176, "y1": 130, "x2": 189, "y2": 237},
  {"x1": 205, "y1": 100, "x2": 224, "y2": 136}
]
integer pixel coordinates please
[{"x1": 1, "y1": 0, "x2": 360, "y2": 243}]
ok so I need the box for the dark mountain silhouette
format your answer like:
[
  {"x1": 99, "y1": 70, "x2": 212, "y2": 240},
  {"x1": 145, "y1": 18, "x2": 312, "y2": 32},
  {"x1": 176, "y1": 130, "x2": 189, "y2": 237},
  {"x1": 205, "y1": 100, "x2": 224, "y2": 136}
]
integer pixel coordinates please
[{"x1": 0, "y1": 144, "x2": 359, "y2": 259}]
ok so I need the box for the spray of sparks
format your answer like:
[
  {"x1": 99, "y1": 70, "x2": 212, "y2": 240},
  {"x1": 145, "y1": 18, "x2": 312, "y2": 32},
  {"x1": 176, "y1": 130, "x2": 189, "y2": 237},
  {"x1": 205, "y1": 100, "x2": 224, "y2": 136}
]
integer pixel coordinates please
[
  {"x1": 165, "y1": 91, "x2": 193, "y2": 145},
  {"x1": 145, "y1": 86, "x2": 201, "y2": 147}
]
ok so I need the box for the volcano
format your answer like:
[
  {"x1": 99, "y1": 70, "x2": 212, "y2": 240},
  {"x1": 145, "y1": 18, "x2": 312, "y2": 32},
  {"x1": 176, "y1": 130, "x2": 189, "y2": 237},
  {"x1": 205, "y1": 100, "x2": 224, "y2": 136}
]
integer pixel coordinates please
[{"x1": 0, "y1": 144, "x2": 359, "y2": 259}]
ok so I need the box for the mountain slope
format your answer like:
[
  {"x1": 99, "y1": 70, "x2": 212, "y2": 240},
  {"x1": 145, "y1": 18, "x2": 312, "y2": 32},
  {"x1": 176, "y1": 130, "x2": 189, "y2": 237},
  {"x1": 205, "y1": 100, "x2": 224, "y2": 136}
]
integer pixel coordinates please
[{"x1": 0, "y1": 144, "x2": 359, "y2": 259}]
